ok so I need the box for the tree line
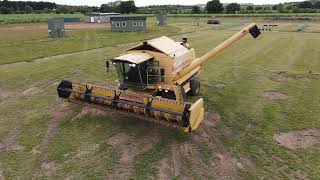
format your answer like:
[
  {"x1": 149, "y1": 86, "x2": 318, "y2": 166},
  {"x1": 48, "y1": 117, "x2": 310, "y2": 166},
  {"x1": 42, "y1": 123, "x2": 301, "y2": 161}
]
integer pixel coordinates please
[
  {"x1": 1, "y1": 0, "x2": 320, "y2": 15},
  {"x1": 0, "y1": 0, "x2": 136, "y2": 14},
  {"x1": 197, "y1": 0, "x2": 320, "y2": 14},
  {"x1": 100, "y1": 1, "x2": 136, "y2": 14}
]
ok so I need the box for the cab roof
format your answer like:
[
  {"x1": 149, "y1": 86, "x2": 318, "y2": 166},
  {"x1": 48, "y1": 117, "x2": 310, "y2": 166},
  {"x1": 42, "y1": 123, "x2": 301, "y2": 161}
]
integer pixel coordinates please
[
  {"x1": 128, "y1": 36, "x2": 189, "y2": 57},
  {"x1": 112, "y1": 52, "x2": 153, "y2": 64}
]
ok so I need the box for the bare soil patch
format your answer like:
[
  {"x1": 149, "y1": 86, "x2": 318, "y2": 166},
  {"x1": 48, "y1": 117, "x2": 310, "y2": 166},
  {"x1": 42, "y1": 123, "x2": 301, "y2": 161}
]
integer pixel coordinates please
[
  {"x1": 216, "y1": 153, "x2": 239, "y2": 179},
  {"x1": 41, "y1": 161, "x2": 57, "y2": 177},
  {"x1": 268, "y1": 70, "x2": 320, "y2": 82},
  {"x1": 157, "y1": 112, "x2": 243, "y2": 179},
  {"x1": 0, "y1": 165, "x2": 4, "y2": 180},
  {"x1": 70, "y1": 106, "x2": 107, "y2": 122},
  {"x1": 214, "y1": 83, "x2": 226, "y2": 89},
  {"x1": 32, "y1": 102, "x2": 70, "y2": 155},
  {"x1": 0, "y1": 112, "x2": 24, "y2": 154},
  {"x1": 262, "y1": 91, "x2": 288, "y2": 100},
  {"x1": 0, "y1": 89, "x2": 16, "y2": 99},
  {"x1": 274, "y1": 129, "x2": 320, "y2": 150},
  {"x1": 290, "y1": 170, "x2": 309, "y2": 180},
  {"x1": 0, "y1": 89, "x2": 19, "y2": 106},
  {"x1": 105, "y1": 133, "x2": 158, "y2": 179},
  {"x1": 48, "y1": 101, "x2": 70, "y2": 119},
  {"x1": 22, "y1": 86, "x2": 42, "y2": 96}
]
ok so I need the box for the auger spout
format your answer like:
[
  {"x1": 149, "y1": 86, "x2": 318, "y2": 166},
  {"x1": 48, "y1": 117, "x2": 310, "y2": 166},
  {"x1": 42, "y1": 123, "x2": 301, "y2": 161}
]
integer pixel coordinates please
[{"x1": 174, "y1": 23, "x2": 261, "y2": 81}]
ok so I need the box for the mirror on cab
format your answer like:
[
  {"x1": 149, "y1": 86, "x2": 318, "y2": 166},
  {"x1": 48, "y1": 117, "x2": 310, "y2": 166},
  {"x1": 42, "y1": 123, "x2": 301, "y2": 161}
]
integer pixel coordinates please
[{"x1": 106, "y1": 60, "x2": 114, "y2": 72}]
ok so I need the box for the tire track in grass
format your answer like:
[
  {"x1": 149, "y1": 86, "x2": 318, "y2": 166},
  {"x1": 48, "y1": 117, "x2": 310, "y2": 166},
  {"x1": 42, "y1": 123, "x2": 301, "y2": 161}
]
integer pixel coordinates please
[
  {"x1": 32, "y1": 102, "x2": 71, "y2": 178},
  {"x1": 0, "y1": 112, "x2": 24, "y2": 153}
]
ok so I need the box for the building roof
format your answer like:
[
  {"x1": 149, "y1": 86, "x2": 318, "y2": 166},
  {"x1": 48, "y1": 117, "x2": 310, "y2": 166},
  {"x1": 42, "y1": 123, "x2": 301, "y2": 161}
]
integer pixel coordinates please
[
  {"x1": 112, "y1": 52, "x2": 153, "y2": 64},
  {"x1": 128, "y1": 36, "x2": 189, "y2": 58},
  {"x1": 110, "y1": 16, "x2": 147, "y2": 21}
]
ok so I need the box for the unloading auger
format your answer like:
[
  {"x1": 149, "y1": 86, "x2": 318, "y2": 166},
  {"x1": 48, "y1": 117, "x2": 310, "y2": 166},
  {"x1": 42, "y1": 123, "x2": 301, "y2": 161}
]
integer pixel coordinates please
[{"x1": 57, "y1": 23, "x2": 261, "y2": 132}]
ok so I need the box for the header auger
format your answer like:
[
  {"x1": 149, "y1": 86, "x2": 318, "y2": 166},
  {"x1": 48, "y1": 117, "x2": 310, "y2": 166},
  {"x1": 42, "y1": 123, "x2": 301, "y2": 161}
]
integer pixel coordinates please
[{"x1": 57, "y1": 23, "x2": 261, "y2": 132}]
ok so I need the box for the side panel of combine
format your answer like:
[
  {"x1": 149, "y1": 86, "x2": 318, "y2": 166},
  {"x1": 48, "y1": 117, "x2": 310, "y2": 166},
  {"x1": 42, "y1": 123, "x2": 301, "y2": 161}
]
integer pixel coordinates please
[{"x1": 57, "y1": 80, "x2": 203, "y2": 132}]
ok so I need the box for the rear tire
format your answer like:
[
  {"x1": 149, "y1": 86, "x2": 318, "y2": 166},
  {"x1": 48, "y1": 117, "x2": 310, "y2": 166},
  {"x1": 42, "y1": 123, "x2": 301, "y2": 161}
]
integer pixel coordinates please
[{"x1": 189, "y1": 79, "x2": 200, "y2": 96}]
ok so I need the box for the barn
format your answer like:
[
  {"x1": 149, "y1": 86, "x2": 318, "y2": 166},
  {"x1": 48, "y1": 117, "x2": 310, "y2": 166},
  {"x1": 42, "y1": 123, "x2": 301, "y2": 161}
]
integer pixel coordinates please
[
  {"x1": 110, "y1": 16, "x2": 147, "y2": 32},
  {"x1": 84, "y1": 12, "x2": 121, "y2": 23}
]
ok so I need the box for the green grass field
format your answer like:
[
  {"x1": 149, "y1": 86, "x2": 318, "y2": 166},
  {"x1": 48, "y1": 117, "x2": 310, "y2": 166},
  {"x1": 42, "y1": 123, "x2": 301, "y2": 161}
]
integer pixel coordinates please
[{"x1": 0, "y1": 17, "x2": 319, "y2": 179}]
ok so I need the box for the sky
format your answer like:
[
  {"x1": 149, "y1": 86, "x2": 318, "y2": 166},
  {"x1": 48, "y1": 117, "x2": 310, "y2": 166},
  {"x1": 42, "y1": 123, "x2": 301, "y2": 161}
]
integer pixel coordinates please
[{"x1": 17, "y1": 0, "x2": 303, "y2": 7}]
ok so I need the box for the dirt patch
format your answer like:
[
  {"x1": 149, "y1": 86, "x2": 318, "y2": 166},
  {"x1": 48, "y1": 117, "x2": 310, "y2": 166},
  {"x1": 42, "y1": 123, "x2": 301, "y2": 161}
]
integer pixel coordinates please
[
  {"x1": 0, "y1": 167, "x2": 4, "y2": 180},
  {"x1": 48, "y1": 101, "x2": 70, "y2": 119},
  {"x1": 156, "y1": 111, "x2": 243, "y2": 179},
  {"x1": 290, "y1": 170, "x2": 308, "y2": 180},
  {"x1": 0, "y1": 112, "x2": 24, "y2": 154},
  {"x1": 262, "y1": 91, "x2": 288, "y2": 100},
  {"x1": 33, "y1": 103, "x2": 71, "y2": 177},
  {"x1": 105, "y1": 133, "x2": 158, "y2": 179},
  {"x1": 0, "y1": 89, "x2": 16, "y2": 99},
  {"x1": 41, "y1": 161, "x2": 57, "y2": 177},
  {"x1": 157, "y1": 143, "x2": 212, "y2": 180},
  {"x1": 268, "y1": 70, "x2": 320, "y2": 82},
  {"x1": 31, "y1": 117, "x2": 59, "y2": 155},
  {"x1": 204, "y1": 112, "x2": 221, "y2": 127},
  {"x1": 70, "y1": 107, "x2": 107, "y2": 122},
  {"x1": 158, "y1": 157, "x2": 174, "y2": 180},
  {"x1": 274, "y1": 129, "x2": 320, "y2": 150},
  {"x1": 106, "y1": 133, "x2": 131, "y2": 163},
  {"x1": 216, "y1": 153, "x2": 238, "y2": 179},
  {"x1": 22, "y1": 86, "x2": 42, "y2": 96},
  {"x1": 0, "y1": 89, "x2": 19, "y2": 106},
  {"x1": 32, "y1": 102, "x2": 70, "y2": 155},
  {"x1": 215, "y1": 84, "x2": 226, "y2": 89}
]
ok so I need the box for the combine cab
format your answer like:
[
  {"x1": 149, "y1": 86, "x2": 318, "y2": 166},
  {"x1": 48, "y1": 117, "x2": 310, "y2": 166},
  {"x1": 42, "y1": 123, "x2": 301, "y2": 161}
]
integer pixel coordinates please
[{"x1": 57, "y1": 23, "x2": 261, "y2": 132}]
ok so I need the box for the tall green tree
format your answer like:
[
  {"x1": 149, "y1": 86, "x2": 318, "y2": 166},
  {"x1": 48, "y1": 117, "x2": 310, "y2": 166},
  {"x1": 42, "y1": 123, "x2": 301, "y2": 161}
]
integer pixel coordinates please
[
  {"x1": 56, "y1": 6, "x2": 69, "y2": 14},
  {"x1": 206, "y1": 0, "x2": 223, "y2": 13},
  {"x1": 24, "y1": 5, "x2": 33, "y2": 14},
  {"x1": 192, "y1": 5, "x2": 201, "y2": 14},
  {"x1": 277, "y1": 4, "x2": 284, "y2": 13},
  {"x1": 118, "y1": 1, "x2": 137, "y2": 14},
  {"x1": 255, "y1": 6, "x2": 263, "y2": 10},
  {"x1": 0, "y1": 7, "x2": 13, "y2": 14},
  {"x1": 314, "y1": 1, "x2": 320, "y2": 9},
  {"x1": 272, "y1": 5, "x2": 278, "y2": 10},
  {"x1": 246, "y1": 6, "x2": 254, "y2": 11},
  {"x1": 226, "y1": 3, "x2": 240, "y2": 14},
  {"x1": 100, "y1": 1, "x2": 121, "y2": 13},
  {"x1": 298, "y1": 1, "x2": 313, "y2": 9}
]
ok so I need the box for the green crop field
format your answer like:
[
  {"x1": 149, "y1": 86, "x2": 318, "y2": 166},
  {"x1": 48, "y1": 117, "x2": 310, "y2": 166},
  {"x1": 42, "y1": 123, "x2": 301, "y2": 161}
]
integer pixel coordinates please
[
  {"x1": 167, "y1": 13, "x2": 320, "y2": 17},
  {"x1": 0, "y1": 13, "x2": 83, "y2": 24},
  {"x1": 0, "y1": 17, "x2": 319, "y2": 179}
]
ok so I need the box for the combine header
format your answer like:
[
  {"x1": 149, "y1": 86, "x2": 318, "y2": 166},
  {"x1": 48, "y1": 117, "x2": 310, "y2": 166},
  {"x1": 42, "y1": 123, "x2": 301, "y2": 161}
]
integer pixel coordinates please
[{"x1": 57, "y1": 23, "x2": 261, "y2": 132}]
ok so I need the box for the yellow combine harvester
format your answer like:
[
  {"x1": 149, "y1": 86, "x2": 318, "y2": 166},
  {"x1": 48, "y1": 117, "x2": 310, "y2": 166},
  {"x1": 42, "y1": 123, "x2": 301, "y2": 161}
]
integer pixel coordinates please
[{"x1": 57, "y1": 23, "x2": 261, "y2": 132}]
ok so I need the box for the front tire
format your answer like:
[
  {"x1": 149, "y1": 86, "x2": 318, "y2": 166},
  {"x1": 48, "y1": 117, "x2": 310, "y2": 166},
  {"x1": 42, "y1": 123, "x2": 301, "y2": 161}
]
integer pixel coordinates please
[{"x1": 189, "y1": 79, "x2": 200, "y2": 96}]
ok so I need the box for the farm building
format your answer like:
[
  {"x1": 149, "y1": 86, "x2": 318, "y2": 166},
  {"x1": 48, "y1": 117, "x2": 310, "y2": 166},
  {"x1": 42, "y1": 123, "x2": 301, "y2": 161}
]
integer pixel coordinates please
[
  {"x1": 157, "y1": 13, "x2": 167, "y2": 25},
  {"x1": 110, "y1": 16, "x2": 147, "y2": 32},
  {"x1": 84, "y1": 12, "x2": 121, "y2": 23},
  {"x1": 48, "y1": 17, "x2": 64, "y2": 38},
  {"x1": 64, "y1": 18, "x2": 80, "y2": 23}
]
